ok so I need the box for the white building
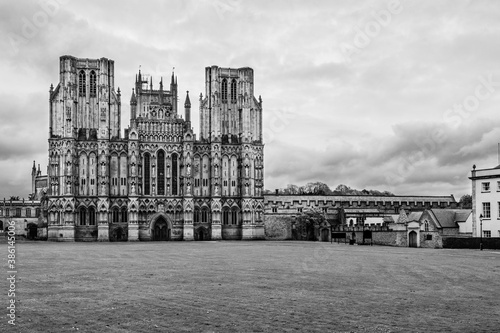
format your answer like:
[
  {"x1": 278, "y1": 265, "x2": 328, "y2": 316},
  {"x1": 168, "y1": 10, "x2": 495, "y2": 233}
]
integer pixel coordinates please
[{"x1": 470, "y1": 165, "x2": 500, "y2": 238}]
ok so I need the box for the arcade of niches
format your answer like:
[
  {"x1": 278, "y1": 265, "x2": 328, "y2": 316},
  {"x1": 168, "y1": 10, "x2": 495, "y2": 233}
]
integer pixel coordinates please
[{"x1": 45, "y1": 56, "x2": 265, "y2": 241}]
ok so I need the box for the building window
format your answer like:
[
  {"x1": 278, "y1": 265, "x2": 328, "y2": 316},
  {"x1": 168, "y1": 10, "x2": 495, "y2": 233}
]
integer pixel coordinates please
[
  {"x1": 426, "y1": 234, "x2": 432, "y2": 240},
  {"x1": 26, "y1": 209, "x2": 31, "y2": 217},
  {"x1": 6, "y1": 208, "x2": 10, "y2": 216},
  {"x1": 157, "y1": 150, "x2": 165, "y2": 195},
  {"x1": 222, "y1": 209, "x2": 229, "y2": 225},
  {"x1": 201, "y1": 208, "x2": 208, "y2": 223},
  {"x1": 194, "y1": 208, "x2": 200, "y2": 223},
  {"x1": 144, "y1": 153, "x2": 150, "y2": 195},
  {"x1": 297, "y1": 207, "x2": 303, "y2": 213},
  {"x1": 497, "y1": 181, "x2": 500, "y2": 191},
  {"x1": 482, "y1": 202, "x2": 491, "y2": 219},
  {"x1": 172, "y1": 153, "x2": 178, "y2": 195},
  {"x1": 323, "y1": 207, "x2": 328, "y2": 213},
  {"x1": 231, "y1": 208, "x2": 239, "y2": 225},
  {"x1": 230, "y1": 79, "x2": 237, "y2": 103},
  {"x1": 36, "y1": 208, "x2": 41, "y2": 217},
  {"x1": 16, "y1": 208, "x2": 21, "y2": 217},
  {"x1": 112, "y1": 208, "x2": 119, "y2": 222},
  {"x1": 483, "y1": 230, "x2": 491, "y2": 238},
  {"x1": 272, "y1": 207, "x2": 277, "y2": 213},
  {"x1": 79, "y1": 208, "x2": 87, "y2": 226},
  {"x1": 89, "y1": 207, "x2": 96, "y2": 225},
  {"x1": 221, "y1": 79, "x2": 228, "y2": 102},
  {"x1": 482, "y1": 182, "x2": 490, "y2": 192},
  {"x1": 89, "y1": 71, "x2": 97, "y2": 97},
  {"x1": 78, "y1": 70, "x2": 86, "y2": 96},
  {"x1": 121, "y1": 208, "x2": 127, "y2": 223},
  {"x1": 424, "y1": 220, "x2": 429, "y2": 232}
]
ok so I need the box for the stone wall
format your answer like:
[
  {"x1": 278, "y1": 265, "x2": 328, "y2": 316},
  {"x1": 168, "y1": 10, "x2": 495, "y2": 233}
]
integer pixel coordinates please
[{"x1": 75, "y1": 225, "x2": 98, "y2": 241}]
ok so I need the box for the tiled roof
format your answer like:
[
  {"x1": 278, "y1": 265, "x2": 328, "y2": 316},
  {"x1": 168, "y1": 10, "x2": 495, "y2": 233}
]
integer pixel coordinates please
[{"x1": 430, "y1": 209, "x2": 471, "y2": 228}]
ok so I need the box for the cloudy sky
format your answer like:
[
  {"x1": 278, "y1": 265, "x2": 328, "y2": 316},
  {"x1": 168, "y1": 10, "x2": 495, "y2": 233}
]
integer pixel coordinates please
[{"x1": 1, "y1": 0, "x2": 500, "y2": 199}]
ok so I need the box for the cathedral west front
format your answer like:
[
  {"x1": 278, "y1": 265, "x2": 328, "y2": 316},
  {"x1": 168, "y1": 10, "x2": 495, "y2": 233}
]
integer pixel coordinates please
[{"x1": 47, "y1": 55, "x2": 265, "y2": 241}]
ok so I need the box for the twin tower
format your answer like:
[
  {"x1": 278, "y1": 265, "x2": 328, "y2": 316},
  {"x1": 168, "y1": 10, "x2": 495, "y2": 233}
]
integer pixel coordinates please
[{"x1": 47, "y1": 55, "x2": 264, "y2": 241}]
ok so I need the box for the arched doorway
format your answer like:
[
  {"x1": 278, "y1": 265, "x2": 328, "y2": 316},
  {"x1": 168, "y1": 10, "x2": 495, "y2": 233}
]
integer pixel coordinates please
[
  {"x1": 152, "y1": 216, "x2": 170, "y2": 241},
  {"x1": 195, "y1": 227, "x2": 210, "y2": 241},
  {"x1": 409, "y1": 231, "x2": 418, "y2": 248},
  {"x1": 27, "y1": 223, "x2": 37, "y2": 240},
  {"x1": 112, "y1": 227, "x2": 127, "y2": 242}
]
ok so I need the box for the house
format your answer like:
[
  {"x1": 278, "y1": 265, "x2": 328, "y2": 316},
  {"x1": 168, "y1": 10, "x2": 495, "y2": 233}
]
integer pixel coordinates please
[{"x1": 470, "y1": 164, "x2": 500, "y2": 238}]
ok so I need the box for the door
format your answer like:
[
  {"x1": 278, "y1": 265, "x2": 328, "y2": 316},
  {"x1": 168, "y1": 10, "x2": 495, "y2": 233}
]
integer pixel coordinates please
[
  {"x1": 28, "y1": 224, "x2": 37, "y2": 240},
  {"x1": 153, "y1": 217, "x2": 169, "y2": 241},
  {"x1": 409, "y1": 231, "x2": 417, "y2": 248},
  {"x1": 321, "y1": 229, "x2": 329, "y2": 242}
]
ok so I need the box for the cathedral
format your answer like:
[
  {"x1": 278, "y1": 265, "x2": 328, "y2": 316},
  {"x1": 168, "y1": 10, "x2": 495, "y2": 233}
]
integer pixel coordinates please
[{"x1": 46, "y1": 55, "x2": 265, "y2": 241}]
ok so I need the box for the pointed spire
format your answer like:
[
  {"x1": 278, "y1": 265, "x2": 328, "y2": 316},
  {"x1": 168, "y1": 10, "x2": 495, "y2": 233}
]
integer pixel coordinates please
[
  {"x1": 171, "y1": 67, "x2": 175, "y2": 85},
  {"x1": 184, "y1": 91, "x2": 191, "y2": 108},
  {"x1": 159, "y1": 77, "x2": 163, "y2": 91},
  {"x1": 130, "y1": 88, "x2": 137, "y2": 105},
  {"x1": 37, "y1": 164, "x2": 41, "y2": 176},
  {"x1": 32, "y1": 160, "x2": 36, "y2": 175},
  {"x1": 150, "y1": 76, "x2": 153, "y2": 90}
]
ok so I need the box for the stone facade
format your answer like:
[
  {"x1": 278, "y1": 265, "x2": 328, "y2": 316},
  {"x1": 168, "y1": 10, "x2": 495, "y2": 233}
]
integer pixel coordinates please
[
  {"x1": 0, "y1": 199, "x2": 47, "y2": 239},
  {"x1": 46, "y1": 56, "x2": 265, "y2": 241}
]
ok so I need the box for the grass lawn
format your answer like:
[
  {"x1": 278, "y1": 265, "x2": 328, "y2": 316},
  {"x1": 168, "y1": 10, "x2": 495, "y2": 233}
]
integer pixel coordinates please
[{"x1": 3, "y1": 241, "x2": 500, "y2": 332}]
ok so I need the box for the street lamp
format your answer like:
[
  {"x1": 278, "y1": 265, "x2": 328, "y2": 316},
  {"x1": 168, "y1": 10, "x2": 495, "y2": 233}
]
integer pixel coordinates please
[{"x1": 479, "y1": 213, "x2": 483, "y2": 251}]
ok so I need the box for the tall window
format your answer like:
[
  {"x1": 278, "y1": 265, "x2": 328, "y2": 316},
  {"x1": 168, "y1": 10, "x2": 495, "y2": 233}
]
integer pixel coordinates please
[
  {"x1": 144, "y1": 153, "x2": 150, "y2": 195},
  {"x1": 221, "y1": 78, "x2": 228, "y2": 102},
  {"x1": 121, "y1": 208, "x2": 127, "y2": 223},
  {"x1": 78, "y1": 70, "x2": 86, "y2": 96},
  {"x1": 112, "y1": 208, "x2": 119, "y2": 222},
  {"x1": 157, "y1": 150, "x2": 165, "y2": 195},
  {"x1": 424, "y1": 221, "x2": 429, "y2": 232},
  {"x1": 194, "y1": 208, "x2": 200, "y2": 223},
  {"x1": 26, "y1": 209, "x2": 31, "y2": 217},
  {"x1": 482, "y1": 202, "x2": 491, "y2": 219},
  {"x1": 201, "y1": 208, "x2": 208, "y2": 223},
  {"x1": 222, "y1": 209, "x2": 229, "y2": 225},
  {"x1": 79, "y1": 208, "x2": 87, "y2": 225},
  {"x1": 89, "y1": 207, "x2": 96, "y2": 225},
  {"x1": 16, "y1": 208, "x2": 21, "y2": 217},
  {"x1": 90, "y1": 71, "x2": 97, "y2": 97},
  {"x1": 230, "y1": 79, "x2": 237, "y2": 102},
  {"x1": 231, "y1": 208, "x2": 239, "y2": 225},
  {"x1": 172, "y1": 153, "x2": 178, "y2": 195}
]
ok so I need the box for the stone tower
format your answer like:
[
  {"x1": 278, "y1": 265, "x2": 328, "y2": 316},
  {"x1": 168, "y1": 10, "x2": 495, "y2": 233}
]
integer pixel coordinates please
[{"x1": 46, "y1": 56, "x2": 264, "y2": 241}]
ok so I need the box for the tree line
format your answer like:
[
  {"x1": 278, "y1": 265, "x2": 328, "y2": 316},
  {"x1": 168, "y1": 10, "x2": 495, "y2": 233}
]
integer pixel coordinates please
[{"x1": 264, "y1": 182, "x2": 394, "y2": 196}]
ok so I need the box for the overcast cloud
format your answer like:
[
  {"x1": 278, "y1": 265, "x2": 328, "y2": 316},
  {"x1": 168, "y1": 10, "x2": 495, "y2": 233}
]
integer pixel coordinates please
[{"x1": 1, "y1": 0, "x2": 500, "y2": 199}]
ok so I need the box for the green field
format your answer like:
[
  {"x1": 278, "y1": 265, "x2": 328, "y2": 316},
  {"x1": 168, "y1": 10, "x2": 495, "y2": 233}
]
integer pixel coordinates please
[{"x1": 4, "y1": 241, "x2": 500, "y2": 332}]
